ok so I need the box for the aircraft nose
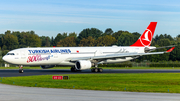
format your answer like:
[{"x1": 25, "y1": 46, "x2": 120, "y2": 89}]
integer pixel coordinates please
[
  {"x1": 2, "y1": 56, "x2": 7, "y2": 62},
  {"x1": 2, "y1": 56, "x2": 11, "y2": 63}
]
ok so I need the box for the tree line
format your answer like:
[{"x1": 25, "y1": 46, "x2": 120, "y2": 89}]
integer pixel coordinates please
[{"x1": 0, "y1": 28, "x2": 179, "y2": 62}]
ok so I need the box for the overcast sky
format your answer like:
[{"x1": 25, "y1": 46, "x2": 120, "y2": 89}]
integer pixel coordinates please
[{"x1": 0, "y1": 0, "x2": 180, "y2": 37}]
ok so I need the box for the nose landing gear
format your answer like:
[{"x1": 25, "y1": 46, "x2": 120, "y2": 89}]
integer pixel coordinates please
[{"x1": 19, "y1": 65, "x2": 23, "y2": 73}]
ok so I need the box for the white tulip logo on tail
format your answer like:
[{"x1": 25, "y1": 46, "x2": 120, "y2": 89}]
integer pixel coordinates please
[
  {"x1": 140, "y1": 29, "x2": 152, "y2": 47},
  {"x1": 143, "y1": 30, "x2": 151, "y2": 42}
]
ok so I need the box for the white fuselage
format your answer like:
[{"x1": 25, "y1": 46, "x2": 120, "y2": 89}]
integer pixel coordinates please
[{"x1": 2, "y1": 46, "x2": 153, "y2": 66}]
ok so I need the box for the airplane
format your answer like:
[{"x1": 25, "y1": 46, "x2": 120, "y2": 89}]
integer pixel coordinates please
[{"x1": 2, "y1": 22, "x2": 175, "y2": 73}]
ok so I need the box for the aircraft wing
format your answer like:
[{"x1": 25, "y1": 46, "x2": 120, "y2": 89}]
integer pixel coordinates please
[{"x1": 68, "y1": 47, "x2": 175, "y2": 62}]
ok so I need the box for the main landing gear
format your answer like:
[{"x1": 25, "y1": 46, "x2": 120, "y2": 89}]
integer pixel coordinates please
[
  {"x1": 91, "y1": 68, "x2": 103, "y2": 73},
  {"x1": 71, "y1": 66, "x2": 77, "y2": 72},
  {"x1": 19, "y1": 65, "x2": 23, "y2": 73},
  {"x1": 70, "y1": 65, "x2": 103, "y2": 73},
  {"x1": 91, "y1": 64, "x2": 103, "y2": 73}
]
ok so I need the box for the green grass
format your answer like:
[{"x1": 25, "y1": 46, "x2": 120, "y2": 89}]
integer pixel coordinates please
[
  {"x1": 1, "y1": 73, "x2": 180, "y2": 93},
  {"x1": 0, "y1": 66, "x2": 180, "y2": 69}
]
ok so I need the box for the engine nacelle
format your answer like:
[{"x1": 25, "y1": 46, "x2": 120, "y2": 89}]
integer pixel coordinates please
[
  {"x1": 75, "y1": 60, "x2": 92, "y2": 70},
  {"x1": 40, "y1": 65, "x2": 55, "y2": 69}
]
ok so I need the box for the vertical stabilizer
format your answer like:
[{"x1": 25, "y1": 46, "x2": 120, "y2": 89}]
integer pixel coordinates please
[{"x1": 130, "y1": 22, "x2": 157, "y2": 47}]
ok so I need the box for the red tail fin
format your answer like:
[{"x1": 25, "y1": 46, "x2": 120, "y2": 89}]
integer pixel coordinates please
[{"x1": 130, "y1": 22, "x2": 157, "y2": 47}]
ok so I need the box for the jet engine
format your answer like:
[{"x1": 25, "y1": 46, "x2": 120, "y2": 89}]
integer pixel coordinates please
[
  {"x1": 75, "y1": 60, "x2": 92, "y2": 70},
  {"x1": 40, "y1": 65, "x2": 55, "y2": 69}
]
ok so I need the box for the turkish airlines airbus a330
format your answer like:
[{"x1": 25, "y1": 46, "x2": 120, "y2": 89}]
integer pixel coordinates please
[{"x1": 2, "y1": 22, "x2": 175, "y2": 73}]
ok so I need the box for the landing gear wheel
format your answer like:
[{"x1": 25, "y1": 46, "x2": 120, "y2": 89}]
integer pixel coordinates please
[
  {"x1": 91, "y1": 68, "x2": 95, "y2": 72},
  {"x1": 19, "y1": 69, "x2": 23, "y2": 73},
  {"x1": 71, "y1": 67, "x2": 74, "y2": 72},
  {"x1": 94, "y1": 68, "x2": 98, "y2": 72},
  {"x1": 98, "y1": 68, "x2": 103, "y2": 72},
  {"x1": 19, "y1": 65, "x2": 23, "y2": 73},
  {"x1": 91, "y1": 68, "x2": 103, "y2": 73},
  {"x1": 71, "y1": 67, "x2": 77, "y2": 72},
  {"x1": 74, "y1": 69, "x2": 77, "y2": 72}
]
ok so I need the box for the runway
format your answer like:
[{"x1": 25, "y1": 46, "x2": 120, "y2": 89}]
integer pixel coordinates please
[
  {"x1": 1, "y1": 69, "x2": 180, "y2": 101},
  {"x1": 0, "y1": 83, "x2": 180, "y2": 101},
  {"x1": 1, "y1": 69, "x2": 180, "y2": 77}
]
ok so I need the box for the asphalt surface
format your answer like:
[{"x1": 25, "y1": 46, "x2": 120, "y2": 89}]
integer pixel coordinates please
[
  {"x1": 0, "y1": 83, "x2": 180, "y2": 101},
  {"x1": 1, "y1": 69, "x2": 180, "y2": 77}
]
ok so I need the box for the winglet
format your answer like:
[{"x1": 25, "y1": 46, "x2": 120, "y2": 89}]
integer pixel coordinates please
[{"x1": 166, "y1": 47, "x2": 175, "y2": 53}]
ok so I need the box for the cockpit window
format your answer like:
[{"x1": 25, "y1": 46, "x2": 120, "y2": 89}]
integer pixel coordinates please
[{"x1": 6, "y1": 53, "x2": 15, "y2": 55}]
